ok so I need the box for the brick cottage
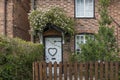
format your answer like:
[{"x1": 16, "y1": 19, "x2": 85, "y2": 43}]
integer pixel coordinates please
[
  {"x1": 0, "y1": 0, "x2": 120, "y2": 62},
  {"x1": 0, "y1": 0, "x2": 30, "y2": 40}
]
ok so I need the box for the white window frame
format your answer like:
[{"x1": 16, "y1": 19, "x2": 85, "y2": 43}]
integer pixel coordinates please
[
  {"x1": 75, "y1": 0, "x2": 94, "y2": 18},
  {"x1": 75, "y1": 34, "x2": 94, "y2": 54},
  {"x1": 75, "y1": 34, "x2": 86, "y2": 54}
]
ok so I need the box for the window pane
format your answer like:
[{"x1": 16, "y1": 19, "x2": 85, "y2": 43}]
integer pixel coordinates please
[
  {"x1": 75, "y1": 35, "x2": 86, "y2": 53},
  {"x1": 85, "y1": 0, "x2": 94, "y2": 17},
  {"x1": 76, "y1": 37, "x2": 80, "y2": 49},
  {"x1": 75, "y1": 34, "x2": 94, "y2": 53},
  {"x1": 76, "y1": 0, "x2": 84, "y2": 17},
  {"x1": 75, "y1": 35, "x2": 80, "y2": 51},
  {"x1": 75, "y1": 0, "x2": 94, "y2": 17},
  {"x1": 80, "y1": 35, "x2": 84, "y2": 40}
]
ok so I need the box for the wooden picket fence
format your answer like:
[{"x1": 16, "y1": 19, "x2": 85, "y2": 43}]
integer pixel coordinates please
[{"x1": 33, "y1": 61, "x2": 120, "y2": 80}]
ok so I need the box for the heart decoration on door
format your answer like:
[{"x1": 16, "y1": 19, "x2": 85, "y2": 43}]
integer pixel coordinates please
[{"x1": 48, "y1": 48, "x2": 57, "y2": 56}]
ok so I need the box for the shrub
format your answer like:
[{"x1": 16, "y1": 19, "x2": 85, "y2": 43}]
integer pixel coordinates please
[{"x1": 0, "y1": 36, "x2": 43, "y2": 80}]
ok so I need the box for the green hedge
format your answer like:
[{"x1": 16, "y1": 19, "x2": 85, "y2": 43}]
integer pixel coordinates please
[{"x1": 0, "y1": 36, "x2": 43, "y2": 80}]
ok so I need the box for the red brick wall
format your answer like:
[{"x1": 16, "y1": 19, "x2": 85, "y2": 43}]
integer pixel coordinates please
[
  {"x1": 0, "y1": 0, "x2": 4, "y2": 35},
  {"x1": 35, "y1": 0, "x2": 99, "y2": 62},
  {"x1": 0, "y1": 0, "x2": 119, "y2": 61},
  {"x1": 0, "y1": 0, "x2": 14, "y2": 37},
  {"x1": 35, "y1": 0, "x2": 99, "y2": 34},
  {"x1": 13, "y1": 0, "x2": 30, "y2": 41},
  {"x1": 6, "y1": 0, "x2": 14, "y2": 38},
  {"x1": 0, "y1": 0, "x2": 30, "y2": 40},
  {"x1": 109, "y1": 0, "x2": 120, "y2": 47},
  {"x1": 35, "y1": 0, "x2": 120, "y2": 62}
]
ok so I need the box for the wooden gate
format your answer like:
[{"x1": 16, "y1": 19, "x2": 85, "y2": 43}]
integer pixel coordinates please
[{"x1": 33, "y1": 61, "x2": 119, "y2": 80}]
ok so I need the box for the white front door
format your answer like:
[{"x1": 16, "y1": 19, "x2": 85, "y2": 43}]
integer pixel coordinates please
[{"x1": 45, "y1": 37, "x2": 62, "y2": 64}]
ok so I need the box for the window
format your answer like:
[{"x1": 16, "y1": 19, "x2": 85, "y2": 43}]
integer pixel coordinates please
[
  {"x1": 75, "y1": 34, "x2": 94, "y2": 54},
  {"x1": 75, "y1": 0, "x2": 94, "y2": 18}
]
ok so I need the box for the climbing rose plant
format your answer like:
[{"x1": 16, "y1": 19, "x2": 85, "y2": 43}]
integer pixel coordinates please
[{"x1": 28, "y1": 7, "x2": 75, "y2": 35}]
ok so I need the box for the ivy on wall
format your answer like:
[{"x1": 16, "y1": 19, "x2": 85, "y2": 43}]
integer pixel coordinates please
[{"x1": 28, "y1": 7, "x2": 75, "y2": 36}]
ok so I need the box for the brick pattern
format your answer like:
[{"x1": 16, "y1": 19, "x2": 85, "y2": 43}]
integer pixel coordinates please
[
  {"x1": 0, "y1": 0, "x2": 120, "y2": 61},
  {"x1": 0, "y1": 0, "x2": 30, "y2": 40},
  {"x1": 0, "y1": 0, "x2": 4, "y2": 35},
  {"x1": 35, "y1": 0, "x2": 99, "y2": 61},
  {"x1": 0, "y1": 0, "x2": 14, "y2": 37},
  {"x1": 35, "y1": 0, "x2": 75, "y2": 62},
  {"x1": 6, "y1": 0, "x2": 14, "y2": 38},
  {"x1": 13, "y1": 0, "x2": 30, "y2": 41},
  {"x1": 109, "y1": 0, "x2": 120, "y2": 47},
  {"x1": 35, "y1": 0, "x2": 120, "y2": 61},
  {"x1": 35, "y1": 0, "x2": 99, "y2": 34}
]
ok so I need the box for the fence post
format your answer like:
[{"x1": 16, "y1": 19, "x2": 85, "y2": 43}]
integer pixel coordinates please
[
  {"x1": 39, "y1": 62, "x2": 43, "y2": 80},
  {"x1": 64, "y1": 62, "x2": 67, "y2": 80},
  {"x1": 85, "y1": 62, "x2": 89, "y2": 80},
  {"x1": 80, "y1": 62, "x2": 83, "y2": 80},
  {"x1": 69, "y1": 62, "x2": 72, "y2": 80},
  {"x1": 43, "y1": 62, "x2": 47, "y2": 80},
  {"x1": 54, "y1": 62, "x2": 57, "y2": 80},
  {"x1": 90, "y1": 62, "x2": 93, "y2": 80},
  {"x1": 59, "y1": 62, "x2": 62, "y2": 80},
  {"x1": 110, "y1": 62, "x2": 113, "y2": 80},
  {"x1": 105, "y1": 61, "x2": 108, "y2": 80},
  {"x1": 33, "y1": 62, "x2": 35, "y2": 80},
  {"x1": 115, "y1": 62, "x2": 119, "y2": 80},
  {"x1": 95, "y1": 62, "x2": 98, "y2": 80},
  {"x1": 100, "y1": 61, "x2": 104, "y2": 80},
  {"x1": 34, "y1": 62, "x2": 39, "y2": 80},
  {"x1": 74, "y1": 62, "x2": 78, "y2": 80},
  {"x1": 49, "y1": 62, "x2": 52, "y2": 80}
]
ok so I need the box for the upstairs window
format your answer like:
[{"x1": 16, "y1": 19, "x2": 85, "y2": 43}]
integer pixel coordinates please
[{"x1": 75, "y1": 0, "x2": 94, "y2": 18}]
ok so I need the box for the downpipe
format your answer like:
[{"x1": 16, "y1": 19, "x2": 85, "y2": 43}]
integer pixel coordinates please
[{"x1": 3, "y1": 0, "x2": 7, "y2": 36}]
